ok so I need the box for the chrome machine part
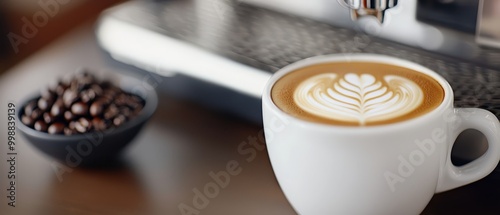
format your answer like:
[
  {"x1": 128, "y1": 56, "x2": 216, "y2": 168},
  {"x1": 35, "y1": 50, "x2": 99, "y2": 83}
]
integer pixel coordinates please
[{"x1": 339, "y1": 0, "x2": 398, "y2": 23}]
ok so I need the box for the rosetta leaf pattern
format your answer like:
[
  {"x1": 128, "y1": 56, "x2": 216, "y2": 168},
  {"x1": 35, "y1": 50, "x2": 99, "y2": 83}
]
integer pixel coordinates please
[{"x1": 294, "y1": 73, "x2": 424, "y2": 125}]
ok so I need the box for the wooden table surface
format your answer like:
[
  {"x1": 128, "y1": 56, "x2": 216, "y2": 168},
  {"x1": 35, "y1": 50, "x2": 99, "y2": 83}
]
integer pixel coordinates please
[{"x1": 0, "y1": 22, "x2": 499, "y2": 215}]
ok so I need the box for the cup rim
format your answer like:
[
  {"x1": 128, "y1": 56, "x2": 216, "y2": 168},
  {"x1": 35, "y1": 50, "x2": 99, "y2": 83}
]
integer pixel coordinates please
[{"x1": 263, "y1": 53, "x2": 453, "y2": 133}]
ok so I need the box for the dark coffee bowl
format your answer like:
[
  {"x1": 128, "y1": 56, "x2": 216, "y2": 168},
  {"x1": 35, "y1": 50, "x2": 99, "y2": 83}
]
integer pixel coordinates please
[{"x1": 17, "y1": 78, "x2": 158, "y2": 167}]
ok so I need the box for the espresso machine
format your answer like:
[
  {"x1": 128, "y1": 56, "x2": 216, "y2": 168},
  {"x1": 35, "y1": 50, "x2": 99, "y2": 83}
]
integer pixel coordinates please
[
  {"x1": 243, "y1": 0, "x2": 500, "y2": 60},
  {"x1": 96, "y1": 0, "x2": 500, "y2": 165}
]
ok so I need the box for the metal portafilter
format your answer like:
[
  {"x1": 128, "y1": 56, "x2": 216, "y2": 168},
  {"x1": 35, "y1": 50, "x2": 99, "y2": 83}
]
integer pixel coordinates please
[{"x1": 339, "y1": 0, "x2": 398, "y2": 23}]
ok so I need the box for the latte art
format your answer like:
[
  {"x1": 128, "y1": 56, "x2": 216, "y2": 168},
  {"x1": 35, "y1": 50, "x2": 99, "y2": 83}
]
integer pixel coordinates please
[
  {"x1": 272, "y1": 62, "x2": 444, "y2": 126},
  {"x1": 294, "y1": 73, "x2": 424, "y2": 125}
]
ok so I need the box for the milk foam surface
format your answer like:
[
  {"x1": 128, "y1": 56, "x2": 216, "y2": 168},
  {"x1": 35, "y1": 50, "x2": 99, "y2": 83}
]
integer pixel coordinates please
[{"x1": 294, "y1": 73, "x2": 424, "y2": 125}]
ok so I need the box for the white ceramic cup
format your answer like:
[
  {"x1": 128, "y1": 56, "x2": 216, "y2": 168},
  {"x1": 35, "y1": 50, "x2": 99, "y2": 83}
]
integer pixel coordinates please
[{"x1": 262, "y1": 54, "x2": 500, "y2": 215}]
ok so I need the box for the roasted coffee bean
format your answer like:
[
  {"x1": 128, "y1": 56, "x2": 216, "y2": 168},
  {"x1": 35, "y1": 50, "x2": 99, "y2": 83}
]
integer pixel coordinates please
[
  {"x1": 109, "y1": 86, "x2": 121, "y2": 94},
  {"x1": 34, "y1": 120, "x2": 48, "y2": 132},
  {"x1": 64, "y1": 127, "x2": 77, "y2": 136},
  {"x1": 50, "y1": 99, "x2": 65, "y2": 117},
  {"x1": 78, "y1": 71, "x2": 92, "y2": 79},
  {"x1": 24, "y1": 101, "x2": 37, "y2": 116},
  {"x1": 70, "y1": 78, "x2": 92, "y2": 91},
  {"x1": 40, "y1": 88, "x2": 55, "y2": 100},
  {"x1": 91, "y1": 84, "x2": 103, "y2": 96},
  {"x1": 129, "y1": 102, "x2": 143, "y2": 111},
  {"x1": 74, "y1": 122, "x2": 87, "y2": 133},
  {"x1": 92, "y1": 117, "x2": 107, "y2": 131},
  {"x1": 80, "y1": 76, "x2": 93, "y2": 88},
  {"x1": 113, "y1": 115, "x2": 127, "y2": 127},
  {"x1": 71, "y1": 102, "x2": 89, "y2": 116},
  {"x1": 75, "y1": 118, "x2": 91, "y2": 133},
  {"x1": 69, "y1": 121, "x2": 76, "y2": 130},
  {"x1": 81, "y1": 89, "x2": 97, "y2": 103},
  {"x1": 64, "y1": 111, "x2": 75, "y2": 121},
  {"x1": 120, "y1": 106, "x2": 131, "y2": 118},
  {"x1": 114, "y1": 94, "x2": 128, "y2": 106},
  {"x1": 99, "y1": 96, "x2": 112, "y2": 105},
  {"x1": 102, "y1": 91, "x2": 116, "y2": 102},
  {"x1": 79, "y1": 117, "x2": 91, "y2": 127},
  {"x1": 55, "y1": 82, "x2": 68, "y2": 96},
  {"x1": 31, "y1": 109, "x2": 42, "y2": 120},
  {"x1": 104, "y1": 104, "x2": 119, "y2": 119},
  {"x1": 48, "y1": 123, "x2": 65, "y2": 134},
  {"x1": 129, "y1": 95, "x2": 142, "y2": 103},
  {"x1": 90, "y1": 100, "x2": 105, "y2": 117},
  {"x1": 22, "y1": 115, "x2": 35, "y2": 127},
  {"x1": 63, "y1": 90, "x2": 78, "y2": 107},
  {"x1": 38, "y1": 97, "x2": 54, "y2": 111},
  {"x1": 43, "y1": 112, "x2": 55, "y2": 124},
  {"x1": 69, "y1": 79, "x2": 79, "y2": 91}
]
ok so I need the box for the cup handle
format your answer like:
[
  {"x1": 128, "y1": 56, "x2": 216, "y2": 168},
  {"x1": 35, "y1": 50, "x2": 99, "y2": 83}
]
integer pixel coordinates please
[{"x1": 436, "y1": 108, "x2": 500, "y2": 193}]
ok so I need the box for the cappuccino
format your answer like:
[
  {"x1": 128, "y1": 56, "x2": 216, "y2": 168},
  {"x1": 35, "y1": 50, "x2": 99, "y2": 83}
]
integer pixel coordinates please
[{"x1": 271, "y1": 62, "x2": 444, "y2": 126}]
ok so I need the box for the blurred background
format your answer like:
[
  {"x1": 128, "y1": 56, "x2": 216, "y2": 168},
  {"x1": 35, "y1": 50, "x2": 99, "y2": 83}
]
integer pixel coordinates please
[{"x1": 0, "y1": 0, "x2": 124, "y2": 73}]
